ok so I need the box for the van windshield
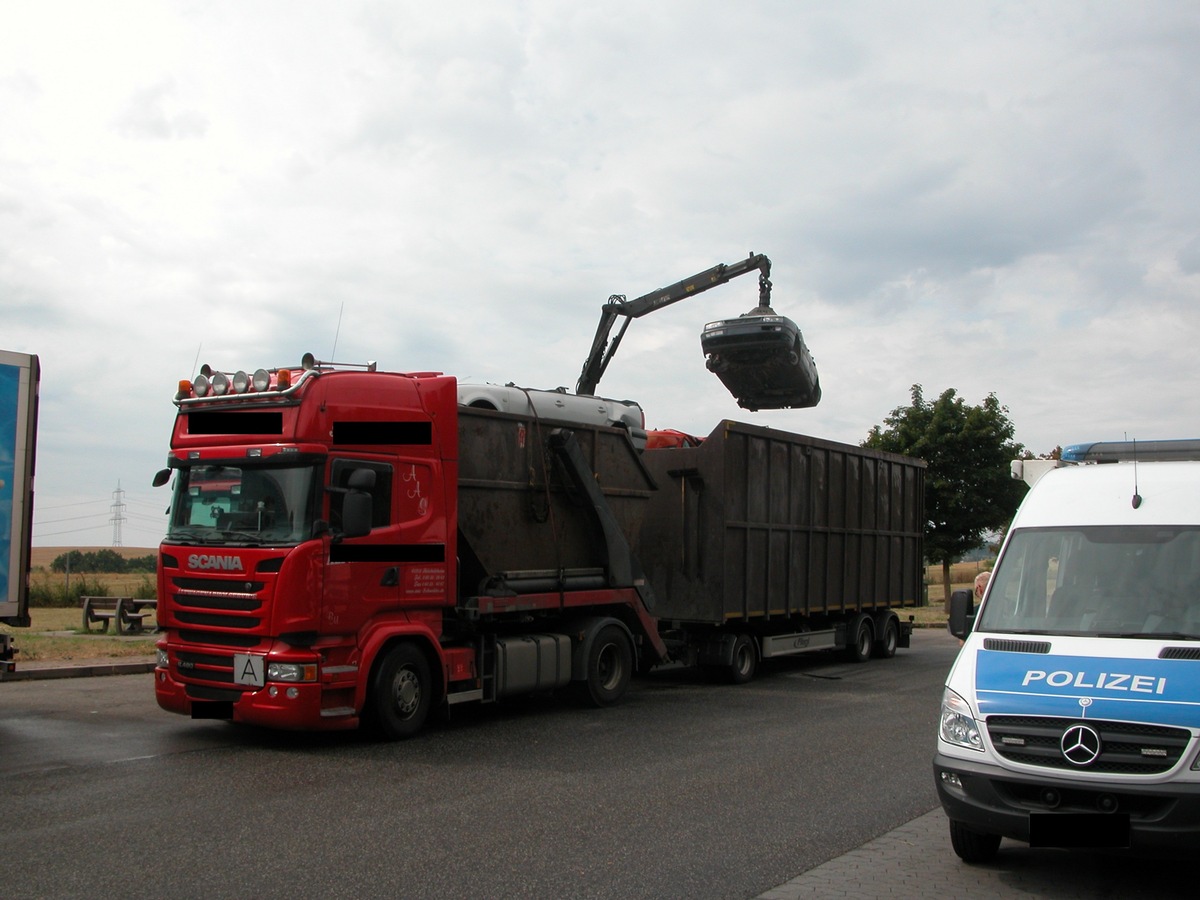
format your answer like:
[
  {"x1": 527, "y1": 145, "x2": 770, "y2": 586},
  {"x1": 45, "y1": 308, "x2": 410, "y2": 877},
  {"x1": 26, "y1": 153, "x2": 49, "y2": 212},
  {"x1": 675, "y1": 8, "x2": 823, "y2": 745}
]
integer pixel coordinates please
[{"x1": 977, "y1": 526, "x2": 1200, "y2": 638}]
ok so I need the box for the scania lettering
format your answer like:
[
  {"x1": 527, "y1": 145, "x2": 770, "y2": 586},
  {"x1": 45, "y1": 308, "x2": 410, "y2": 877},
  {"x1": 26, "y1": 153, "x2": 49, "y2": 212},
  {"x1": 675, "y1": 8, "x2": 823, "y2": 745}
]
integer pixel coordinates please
[
  {"x1": 187, "y1": 554, "x2": 245, "y2": 571},
  {"x1": 935, "y1": 439, "x2": 1200, "y2": 861}
]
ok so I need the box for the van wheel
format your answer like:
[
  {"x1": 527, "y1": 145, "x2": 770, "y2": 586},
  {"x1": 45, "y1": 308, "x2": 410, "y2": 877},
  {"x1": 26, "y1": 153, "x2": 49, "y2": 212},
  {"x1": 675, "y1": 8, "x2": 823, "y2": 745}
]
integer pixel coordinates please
[
  {"x1": 369, "y1": 643, "x2": 432, "y2": 740},
  {"x1": 727, "y1": 633, "x2": 758, "y2": 684},
  {"x1": 949, "y1": 820, "x2": 1001, "y2": 863},
  {"x1": 579, "y1": 624, "x2": 632, "y2": 707}
]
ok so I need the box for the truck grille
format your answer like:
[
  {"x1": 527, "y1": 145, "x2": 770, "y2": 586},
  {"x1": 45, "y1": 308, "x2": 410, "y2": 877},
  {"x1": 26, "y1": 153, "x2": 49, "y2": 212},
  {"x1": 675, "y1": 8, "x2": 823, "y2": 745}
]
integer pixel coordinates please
[
  {"x1": 169, "y1": 576, "x2": 264, "y2": 629},
  {"x1": 167, "y1": 575, "x2": 271, "y2": 694},
  {"x1": 987, "y1": 716, "x2": 1192, "y2": 775}
]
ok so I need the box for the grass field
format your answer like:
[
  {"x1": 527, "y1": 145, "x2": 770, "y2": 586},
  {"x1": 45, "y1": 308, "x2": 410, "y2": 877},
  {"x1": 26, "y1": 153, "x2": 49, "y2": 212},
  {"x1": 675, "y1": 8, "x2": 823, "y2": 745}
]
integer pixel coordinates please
[
  {"x1": 2, "y1": 606, "x2": 158, "y2": 662},
  {"x1": 5, "y1": 549, "x2": 977, "y2": 662}
]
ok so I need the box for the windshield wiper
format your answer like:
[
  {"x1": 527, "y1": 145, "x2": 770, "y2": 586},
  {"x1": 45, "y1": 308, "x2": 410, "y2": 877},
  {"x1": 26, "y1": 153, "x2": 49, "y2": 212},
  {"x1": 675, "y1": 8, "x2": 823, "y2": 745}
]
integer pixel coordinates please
[
  {"x1": 167, "y1": 529, "x2": 226, "y2": 544},
  {"x1": 219, "y1": 530, "x2": 266, "y2": 545}
]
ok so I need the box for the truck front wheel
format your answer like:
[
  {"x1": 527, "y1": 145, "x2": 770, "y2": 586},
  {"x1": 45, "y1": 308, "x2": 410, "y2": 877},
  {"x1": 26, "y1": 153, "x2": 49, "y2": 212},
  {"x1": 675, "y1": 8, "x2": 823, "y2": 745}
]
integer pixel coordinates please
[
  {"x1": 579, "y1": 624, "x2": 633, "y2": 707},
  {"x1": 948, "y1": 820, "x2": 1002, "y2": 863},
  {"x1": 369, "y1": 643, "x2": 432, "y2": 740}
]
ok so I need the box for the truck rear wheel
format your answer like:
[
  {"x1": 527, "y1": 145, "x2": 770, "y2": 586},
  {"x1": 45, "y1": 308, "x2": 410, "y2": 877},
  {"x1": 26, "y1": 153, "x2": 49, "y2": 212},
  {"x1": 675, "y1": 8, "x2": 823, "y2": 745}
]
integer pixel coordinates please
[
  {"x1": 728, "y1": 632, "x2": 758, "y2": 684},
  {"x1": 845, "y1": 615, "x2": 874, "y2": 663},
  {"x1": 873, "y1": 617, "x2": 899, "y2": 659},
  {"x1": 579, "y1": 624, "x2": 632, "y2": 707},
  {"x1": 948, "y1": 820, "x2": 1002, "y2": 863},
  {"x1": 369, "y1": 643, "x2": 432, "y2": 740}
]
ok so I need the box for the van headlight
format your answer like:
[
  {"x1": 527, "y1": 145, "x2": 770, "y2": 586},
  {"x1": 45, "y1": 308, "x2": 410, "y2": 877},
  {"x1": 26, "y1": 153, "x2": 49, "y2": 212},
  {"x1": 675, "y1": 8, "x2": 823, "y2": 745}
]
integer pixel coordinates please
[
  {"x1": 940, "y1": 688, "x2": 984, "y2": 750},
  {"x1": 267, "y1": 662, "x2": 318, "y2": 683}
]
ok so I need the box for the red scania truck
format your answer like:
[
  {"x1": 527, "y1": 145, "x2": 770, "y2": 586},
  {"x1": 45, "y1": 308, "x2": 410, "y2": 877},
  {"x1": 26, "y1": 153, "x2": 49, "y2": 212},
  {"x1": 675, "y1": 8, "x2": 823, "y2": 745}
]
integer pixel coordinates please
[{"x1": 152, "y1": 355, "x2": 924, "y2": 738}]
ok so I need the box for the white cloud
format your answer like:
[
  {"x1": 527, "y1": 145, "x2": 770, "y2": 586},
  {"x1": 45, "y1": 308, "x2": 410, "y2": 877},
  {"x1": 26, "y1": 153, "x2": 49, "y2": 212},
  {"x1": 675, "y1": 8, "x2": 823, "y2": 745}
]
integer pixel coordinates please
[{"x1": 1, "y1": 0, "x2": 1198, "y2": 546}]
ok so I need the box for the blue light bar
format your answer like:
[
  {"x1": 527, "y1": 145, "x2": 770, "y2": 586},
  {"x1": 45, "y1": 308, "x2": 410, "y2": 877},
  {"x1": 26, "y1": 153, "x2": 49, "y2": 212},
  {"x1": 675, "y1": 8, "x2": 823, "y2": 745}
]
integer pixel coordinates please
[{"x1": 1060, "y1": 440, "x2": 1200, "y2": 463}]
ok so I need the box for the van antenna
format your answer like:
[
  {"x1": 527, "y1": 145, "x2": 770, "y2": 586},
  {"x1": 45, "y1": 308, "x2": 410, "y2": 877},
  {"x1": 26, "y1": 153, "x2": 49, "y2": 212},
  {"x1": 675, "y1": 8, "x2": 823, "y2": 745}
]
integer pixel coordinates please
[
  {"x1": 1130, "y1": 434, "x2": 1142, "y2": 509},
  {"x1": 331, "y1": 302, "x2": 344, "y2": 360}
]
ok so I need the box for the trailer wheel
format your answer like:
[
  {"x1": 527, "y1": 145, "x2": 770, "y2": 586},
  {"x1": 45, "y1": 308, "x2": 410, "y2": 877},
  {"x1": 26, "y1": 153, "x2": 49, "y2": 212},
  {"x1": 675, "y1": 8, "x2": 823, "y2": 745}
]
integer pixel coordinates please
[
  {"x1": 948, "y1": 820, "x2": 1002, "y2": 863},
  {"x1": 369, "y1": 643, "x2": 432, "y2": 740},
  {"x1": 579, "y1": 624, "x2": 633, "y2": 707},
  {"x1": 728, "y1": 633, "x2": 758, "y2": 684},
  {"x1": 874, "y1": 617, "x2": 899, "y2": 659},
  {"x1": 846, "y1": 615, "x2": 874, "y2": 663}
]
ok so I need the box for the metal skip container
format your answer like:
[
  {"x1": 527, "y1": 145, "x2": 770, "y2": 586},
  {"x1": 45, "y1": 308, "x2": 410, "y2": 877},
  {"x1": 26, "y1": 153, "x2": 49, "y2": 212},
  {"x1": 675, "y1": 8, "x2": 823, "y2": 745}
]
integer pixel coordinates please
[
  {"x1": 455, "y1": 406, "x2": 657, "y2": 594},
  {"x1": 636, "y1": 421, "x2": 926, "y2": 624}
]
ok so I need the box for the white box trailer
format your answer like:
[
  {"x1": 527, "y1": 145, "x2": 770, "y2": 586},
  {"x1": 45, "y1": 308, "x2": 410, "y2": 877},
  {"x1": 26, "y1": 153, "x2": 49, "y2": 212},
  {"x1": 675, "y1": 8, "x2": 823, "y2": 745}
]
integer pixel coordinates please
[{"x1": 1, "y1": 350, "x2": 39, "y2": 676}]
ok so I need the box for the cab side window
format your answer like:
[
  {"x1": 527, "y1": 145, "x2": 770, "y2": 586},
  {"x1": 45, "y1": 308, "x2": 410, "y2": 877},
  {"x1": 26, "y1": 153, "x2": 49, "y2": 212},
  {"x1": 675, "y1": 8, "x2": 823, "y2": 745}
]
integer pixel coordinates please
[{"x1": 329, "y1": 460, "x2": 393, "y2": 531}]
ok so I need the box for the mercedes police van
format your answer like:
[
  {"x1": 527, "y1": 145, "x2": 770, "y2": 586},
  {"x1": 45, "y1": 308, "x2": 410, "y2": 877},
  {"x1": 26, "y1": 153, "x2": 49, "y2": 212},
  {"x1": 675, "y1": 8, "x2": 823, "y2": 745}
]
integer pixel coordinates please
[{"x1": 935, "y1": 440, "x2": 1200, "y2": 862}]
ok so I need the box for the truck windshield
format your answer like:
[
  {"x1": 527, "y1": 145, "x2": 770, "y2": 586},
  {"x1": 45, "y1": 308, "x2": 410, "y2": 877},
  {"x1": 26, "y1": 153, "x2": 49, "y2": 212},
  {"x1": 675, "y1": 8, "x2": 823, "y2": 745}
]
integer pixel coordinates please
[
  {"x1": 165, "y1": 462, "x2": 321, "y2": 546},
  {"x1": 977, "y1": 525, "x2": 1200, "y2": 638}
]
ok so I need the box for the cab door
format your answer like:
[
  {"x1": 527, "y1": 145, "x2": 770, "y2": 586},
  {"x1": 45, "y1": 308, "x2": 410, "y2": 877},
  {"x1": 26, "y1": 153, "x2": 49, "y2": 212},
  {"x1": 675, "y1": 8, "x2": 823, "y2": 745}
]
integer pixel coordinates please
[{"x1": 323, "y1": 457, "x2": 398, "y2": 632}]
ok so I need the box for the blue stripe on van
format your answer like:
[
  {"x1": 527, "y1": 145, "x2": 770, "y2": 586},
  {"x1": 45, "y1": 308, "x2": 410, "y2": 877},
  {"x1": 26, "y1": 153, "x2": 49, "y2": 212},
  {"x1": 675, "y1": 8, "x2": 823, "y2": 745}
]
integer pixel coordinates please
[{"x1": 975, "y1": 650, "x2": 1200, "y2": 727}]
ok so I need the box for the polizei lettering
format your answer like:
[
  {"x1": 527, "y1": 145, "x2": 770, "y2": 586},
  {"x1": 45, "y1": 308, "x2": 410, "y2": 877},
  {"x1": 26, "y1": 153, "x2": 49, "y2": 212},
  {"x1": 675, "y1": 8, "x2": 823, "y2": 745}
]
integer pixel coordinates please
[
  {"x1": 1022, "y1": 669, "x2": 1167, "y2": 695},
  {"x1": 187, "y1": 553, "x2": 246, "y2": 572}
]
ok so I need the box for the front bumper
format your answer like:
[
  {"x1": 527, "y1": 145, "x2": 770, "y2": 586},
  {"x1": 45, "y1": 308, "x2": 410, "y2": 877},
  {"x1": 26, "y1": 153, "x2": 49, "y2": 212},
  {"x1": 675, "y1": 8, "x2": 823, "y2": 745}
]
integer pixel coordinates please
[
  {"x1": 155, "y1": 661, "x2": 359, "y2": 732},
  {"x1": 934, "y1": 751, "x2": 1200, "y2": 851}
]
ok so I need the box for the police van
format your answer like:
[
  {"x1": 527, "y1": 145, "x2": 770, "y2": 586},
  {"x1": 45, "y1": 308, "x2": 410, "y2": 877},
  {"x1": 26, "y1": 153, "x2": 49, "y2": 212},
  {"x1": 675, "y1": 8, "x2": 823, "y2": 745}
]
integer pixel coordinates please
[{"x1": 935, "y1": 440, "x2": 1200, "y2": 861}]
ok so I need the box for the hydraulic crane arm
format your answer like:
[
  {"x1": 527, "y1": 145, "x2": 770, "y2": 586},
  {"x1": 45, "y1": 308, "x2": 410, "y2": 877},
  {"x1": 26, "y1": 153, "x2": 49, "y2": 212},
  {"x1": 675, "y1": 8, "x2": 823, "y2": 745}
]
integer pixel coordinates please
[{"x1": 575, "y1": 253, "x2": 771, "y2": 397}]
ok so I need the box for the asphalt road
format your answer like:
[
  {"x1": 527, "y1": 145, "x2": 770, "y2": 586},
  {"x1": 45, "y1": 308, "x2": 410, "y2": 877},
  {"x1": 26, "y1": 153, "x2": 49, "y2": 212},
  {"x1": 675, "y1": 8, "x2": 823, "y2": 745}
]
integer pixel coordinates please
[{"x1": 6, "y1": 629, "x2": 1186, "y2": 899}]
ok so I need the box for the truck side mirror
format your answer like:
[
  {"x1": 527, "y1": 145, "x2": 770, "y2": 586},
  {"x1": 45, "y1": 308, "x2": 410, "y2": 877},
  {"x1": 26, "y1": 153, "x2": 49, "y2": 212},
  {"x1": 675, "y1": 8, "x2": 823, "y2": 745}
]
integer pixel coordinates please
[
  {"x1": 153, "y1": 468, "x2": 171, "y2": 488},
  {"x1": 948, "y1": 588, "x2": 975, "y2": 639}
]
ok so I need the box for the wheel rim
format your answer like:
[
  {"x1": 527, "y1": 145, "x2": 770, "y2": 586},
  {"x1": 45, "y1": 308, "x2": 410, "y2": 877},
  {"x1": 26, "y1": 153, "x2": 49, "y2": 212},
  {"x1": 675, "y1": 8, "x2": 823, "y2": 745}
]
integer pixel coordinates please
[
  {"x1": 858, "y1": 624, "x2": 872, "y2": 656},
  {"x1": 734, "y1": 641, "x2": 754, "y2": 676},
  {"x1": 392, "y1": 667, "x2": 421, "y2": 718},
  {"x1": 597, "y1": 643, "x2": 623, "y2": 692}
]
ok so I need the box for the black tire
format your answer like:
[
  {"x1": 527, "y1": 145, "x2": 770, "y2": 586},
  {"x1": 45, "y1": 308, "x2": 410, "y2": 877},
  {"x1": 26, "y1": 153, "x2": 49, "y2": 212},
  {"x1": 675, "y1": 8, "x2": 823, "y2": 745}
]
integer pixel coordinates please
[
  {"x1": 579, "y1": 624, "x2": 633, "y2": 707},
  {"x1": 368, "y1": 643, "x2": 432, "y2": 740},
  {"x1": 948, "y1": 820, "x2": 1002, "y2": 863},
  {"x1": 845, "y1": 615, "x2": 873, "y2": 663},
  {"x1": 727, "y1": 632, "x2": 758, "y2": 684},
  {"x1": 874, "y1": 617, "x2": 899, "y2": 659}
]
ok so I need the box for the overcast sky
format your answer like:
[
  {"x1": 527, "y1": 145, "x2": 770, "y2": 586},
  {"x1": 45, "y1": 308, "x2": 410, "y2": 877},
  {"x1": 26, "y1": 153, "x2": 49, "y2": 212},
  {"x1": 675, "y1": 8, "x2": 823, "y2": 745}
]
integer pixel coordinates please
[{"x1": 3, "y1": 1, "x2": 1198, "y2": 548}]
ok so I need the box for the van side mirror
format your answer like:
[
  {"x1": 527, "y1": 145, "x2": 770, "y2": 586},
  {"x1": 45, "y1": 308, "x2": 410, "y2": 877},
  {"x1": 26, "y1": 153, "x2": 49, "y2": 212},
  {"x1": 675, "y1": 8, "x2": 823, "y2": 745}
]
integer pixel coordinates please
[{"x1": 948, "y1": 588, "x2": 975, "y2": 639}]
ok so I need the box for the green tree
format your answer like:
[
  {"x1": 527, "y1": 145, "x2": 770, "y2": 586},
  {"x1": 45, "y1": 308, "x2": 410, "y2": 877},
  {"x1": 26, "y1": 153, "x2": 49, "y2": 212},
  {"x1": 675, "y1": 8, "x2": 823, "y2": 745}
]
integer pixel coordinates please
[
  {"x1": 50, "y1": 550, "x2": 85, "y2": 574},
  {"x1": 864, "y1": 384, "x2": 1027, "y2": 606}
]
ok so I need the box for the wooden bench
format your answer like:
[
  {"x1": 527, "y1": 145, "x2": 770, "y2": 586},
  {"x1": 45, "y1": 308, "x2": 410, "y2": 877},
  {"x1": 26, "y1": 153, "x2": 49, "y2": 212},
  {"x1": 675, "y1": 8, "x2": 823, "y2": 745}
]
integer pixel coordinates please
[{"x1": 81, "y1": 596, "x2": 158, "y2": 635}]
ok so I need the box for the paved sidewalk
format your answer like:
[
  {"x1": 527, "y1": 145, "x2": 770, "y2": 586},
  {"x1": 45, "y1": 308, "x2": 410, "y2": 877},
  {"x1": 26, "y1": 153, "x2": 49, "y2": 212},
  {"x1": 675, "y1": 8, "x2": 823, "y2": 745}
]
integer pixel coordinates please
[
  {"x1": 758, "y1": 807, "x2": 1192, "y2": 899},
  {"x1": 2, "y1": 655, "x2": 156, "y2": 681}
]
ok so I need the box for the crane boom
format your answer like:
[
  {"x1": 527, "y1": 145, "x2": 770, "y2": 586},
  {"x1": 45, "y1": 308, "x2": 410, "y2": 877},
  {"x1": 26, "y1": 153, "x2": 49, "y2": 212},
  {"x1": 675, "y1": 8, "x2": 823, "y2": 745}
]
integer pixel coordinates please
[{"x1": 575, "y1": 253, "x2": 771, "y2": 397}]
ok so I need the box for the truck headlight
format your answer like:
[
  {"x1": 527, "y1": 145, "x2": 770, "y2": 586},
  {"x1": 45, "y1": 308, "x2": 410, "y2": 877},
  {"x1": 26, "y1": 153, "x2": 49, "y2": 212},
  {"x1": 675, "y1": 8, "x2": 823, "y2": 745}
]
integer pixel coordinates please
[
  {"x1": 156, "y1": 648, "x2": 169, "y2": 668},
  {"x1": 939, "y1": 688, "x2": 984, "y2": 751},
  {"x1": 266, "y1": 662, "x2": 318, "y2": 683}
]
